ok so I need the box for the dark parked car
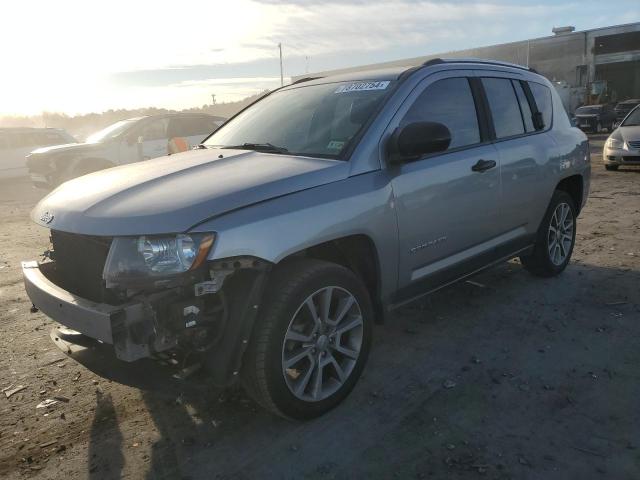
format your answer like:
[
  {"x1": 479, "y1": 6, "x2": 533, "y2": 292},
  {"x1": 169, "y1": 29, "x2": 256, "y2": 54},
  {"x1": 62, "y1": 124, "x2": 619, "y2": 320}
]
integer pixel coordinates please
[
  {"x1": 574, "y1": 104, "x2": 616, "y2": 133},
  {"x1": 613, "y1": 99, "x2": 640, "y2": 126}
]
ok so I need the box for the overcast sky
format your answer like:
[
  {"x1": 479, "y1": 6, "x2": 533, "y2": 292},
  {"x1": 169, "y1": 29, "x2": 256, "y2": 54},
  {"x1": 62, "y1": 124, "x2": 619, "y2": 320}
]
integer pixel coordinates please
[{"x1": 1, "y1": 0, "x2": 638, "y2": 115}]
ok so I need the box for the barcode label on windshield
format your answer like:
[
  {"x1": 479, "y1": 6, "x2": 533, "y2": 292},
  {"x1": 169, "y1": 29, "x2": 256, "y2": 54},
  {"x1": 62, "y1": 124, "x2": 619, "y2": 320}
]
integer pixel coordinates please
[{"x1": 335, "y1": 81, "x2": 390, "y2": 93}]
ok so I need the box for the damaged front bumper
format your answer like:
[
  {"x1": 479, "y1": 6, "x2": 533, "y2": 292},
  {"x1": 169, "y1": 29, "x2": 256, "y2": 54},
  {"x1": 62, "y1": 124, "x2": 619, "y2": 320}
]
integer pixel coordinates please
[
  {"x1": 22, "y1": 257, "x2": 272, "y2": 385},
  {"x1": 23, "y1": 260, "x2": 158, "y2": 362}
]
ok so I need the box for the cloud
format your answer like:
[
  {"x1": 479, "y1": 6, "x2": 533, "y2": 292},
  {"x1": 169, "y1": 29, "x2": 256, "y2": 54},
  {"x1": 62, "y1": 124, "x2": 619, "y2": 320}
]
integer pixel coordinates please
[{"x1": 2, "y1": 0, "x2": 638, "y2": 115}]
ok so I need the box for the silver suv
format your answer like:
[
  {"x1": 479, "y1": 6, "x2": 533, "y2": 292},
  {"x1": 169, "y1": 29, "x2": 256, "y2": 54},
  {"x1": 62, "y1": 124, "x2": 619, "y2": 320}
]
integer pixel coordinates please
[{"x1": 22, "y1": 59, "x2": 590, "y2": 419}]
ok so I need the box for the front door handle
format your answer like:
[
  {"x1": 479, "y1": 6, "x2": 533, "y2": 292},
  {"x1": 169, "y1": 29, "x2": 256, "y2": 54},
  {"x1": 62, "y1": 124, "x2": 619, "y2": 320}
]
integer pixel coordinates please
[{"x1": 471, "y1": 159, "x2": 496, "y2": 172}]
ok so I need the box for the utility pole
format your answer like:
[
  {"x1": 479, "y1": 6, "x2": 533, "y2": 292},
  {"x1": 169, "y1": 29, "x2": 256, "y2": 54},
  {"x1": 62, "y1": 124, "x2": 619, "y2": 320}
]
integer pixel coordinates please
[{"x1": 278, "y1": 43, "x2": 284, "y2": 87}]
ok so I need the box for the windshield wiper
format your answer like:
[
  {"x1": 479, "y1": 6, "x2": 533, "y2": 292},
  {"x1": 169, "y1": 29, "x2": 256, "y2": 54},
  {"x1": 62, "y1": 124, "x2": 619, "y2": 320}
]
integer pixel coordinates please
[{"x1": 222, "y1": 142, "x2": 289, "y2": 154}]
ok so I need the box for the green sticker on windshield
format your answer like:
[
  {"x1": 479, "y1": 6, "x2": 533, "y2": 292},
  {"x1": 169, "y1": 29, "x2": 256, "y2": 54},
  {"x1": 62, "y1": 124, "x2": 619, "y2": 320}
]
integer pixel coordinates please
[
  {"x1": 335, "y1": 81, "x2": 390, "y2": 94},
  {"x1": 327, "y1": 140, "x2": 345, "y2": 151}
]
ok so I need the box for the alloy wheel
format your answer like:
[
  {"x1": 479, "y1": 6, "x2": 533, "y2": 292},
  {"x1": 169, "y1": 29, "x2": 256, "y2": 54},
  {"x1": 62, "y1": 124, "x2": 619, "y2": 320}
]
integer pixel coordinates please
[
  {"x1": 547, "y1": 202, "x2": 574, "y2": 266},
  {"x1": 281, "y1": 286, "x2": 363, "y2": 402}
]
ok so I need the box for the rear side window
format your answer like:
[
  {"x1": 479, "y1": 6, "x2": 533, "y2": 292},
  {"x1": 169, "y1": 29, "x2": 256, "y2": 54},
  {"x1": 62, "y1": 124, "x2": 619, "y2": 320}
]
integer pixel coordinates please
[
  {"x1": 512, "y1": 81, "x2": 535, "y2": 133},
  {"x1": 528, "y1": 82, "x2": 553, "y2": 129},
  {"x1": 401, "y1": 77, "x2": 480, "y2": 150},
  {"x1": 481, "y1": 78, "x2": 525, "y2": 139}
]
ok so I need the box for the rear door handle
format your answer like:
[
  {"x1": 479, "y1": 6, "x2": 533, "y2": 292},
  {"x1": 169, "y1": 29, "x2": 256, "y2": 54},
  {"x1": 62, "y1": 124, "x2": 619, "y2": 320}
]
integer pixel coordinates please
[{"x1": 471, "y1": 159, "x2": 496, "y2": 172}]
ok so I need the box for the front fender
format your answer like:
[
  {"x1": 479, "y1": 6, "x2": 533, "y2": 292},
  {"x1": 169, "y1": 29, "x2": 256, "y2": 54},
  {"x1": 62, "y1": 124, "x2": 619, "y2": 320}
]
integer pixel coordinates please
[{"x1": 191, "y1": 170, "x2": 399, "y2": 301}]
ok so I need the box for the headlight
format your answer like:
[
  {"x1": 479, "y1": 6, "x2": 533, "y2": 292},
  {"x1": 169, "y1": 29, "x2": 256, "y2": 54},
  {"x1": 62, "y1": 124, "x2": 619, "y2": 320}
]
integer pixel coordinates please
[
  {"x1": 103, "y1": 232, "x2": 215, "y2": 284},
  {"x1": 606, "y1": 137, "x2": 625, "y2": 150}
]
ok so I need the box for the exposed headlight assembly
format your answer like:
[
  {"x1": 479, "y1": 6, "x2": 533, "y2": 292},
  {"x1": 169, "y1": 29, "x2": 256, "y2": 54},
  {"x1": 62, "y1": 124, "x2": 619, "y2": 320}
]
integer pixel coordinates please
[{"x1": 103, "y1": 233, "x2": 215, "y2": 285}]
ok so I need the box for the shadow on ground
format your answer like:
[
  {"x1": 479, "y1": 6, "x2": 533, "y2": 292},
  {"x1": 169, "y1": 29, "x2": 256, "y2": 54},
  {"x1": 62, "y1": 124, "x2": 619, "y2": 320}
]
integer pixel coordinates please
[{"x1": 69, "y1": 259, "x2": 640, "y2": 479}]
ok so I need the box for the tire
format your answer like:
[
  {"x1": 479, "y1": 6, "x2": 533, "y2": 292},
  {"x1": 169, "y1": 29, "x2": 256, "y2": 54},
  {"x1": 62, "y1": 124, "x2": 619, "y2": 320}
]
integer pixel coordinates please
[
  {"x1": 520, "y1": 190, "x2": 576, "y2": 277},
  {"x1": 605, "y1": 164, "x2": 619, "y2": 171},
  {"x1": 242, "y1": 258, "x2": 373, "y2": 420}
]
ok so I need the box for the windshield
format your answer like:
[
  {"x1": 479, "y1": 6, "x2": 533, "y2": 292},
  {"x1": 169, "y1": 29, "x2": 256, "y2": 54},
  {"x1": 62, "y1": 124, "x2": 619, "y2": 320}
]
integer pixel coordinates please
[
  {"x1": 621, "y1": 107, "x2": 640, "y2": 126},
  {"x1": 575, "y1": 106, "x2": 602, "y2": 115},
  {"x1": 86, "y1": 119, "x2": 137, "y2": 143},
  {"x1": 203, "y1": 80, "x2": 395, "y2": 158}
]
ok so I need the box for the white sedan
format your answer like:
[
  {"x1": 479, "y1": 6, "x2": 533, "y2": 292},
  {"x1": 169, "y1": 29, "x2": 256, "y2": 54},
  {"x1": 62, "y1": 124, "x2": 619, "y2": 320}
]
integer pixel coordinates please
[{"x1": 603, "y1": 105, "x2": 640, "y2": 171}]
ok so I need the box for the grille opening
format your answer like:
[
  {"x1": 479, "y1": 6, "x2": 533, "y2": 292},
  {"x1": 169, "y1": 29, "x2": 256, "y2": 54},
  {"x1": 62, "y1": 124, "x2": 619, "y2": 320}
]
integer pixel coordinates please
[{"x1": 50, "y1": 231, "x2": 112, "y2": 303}]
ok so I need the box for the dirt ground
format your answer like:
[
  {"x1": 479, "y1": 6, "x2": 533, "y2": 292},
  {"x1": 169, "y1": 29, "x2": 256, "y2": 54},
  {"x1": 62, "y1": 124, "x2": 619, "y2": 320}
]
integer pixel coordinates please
[{"x1": 1, "y1": 134, "x2": 639, "y2": 480}]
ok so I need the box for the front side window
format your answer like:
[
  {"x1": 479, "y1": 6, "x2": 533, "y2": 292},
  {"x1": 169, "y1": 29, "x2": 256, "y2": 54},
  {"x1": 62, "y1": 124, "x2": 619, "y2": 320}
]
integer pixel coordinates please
[
  {"x1": 529, "y1": 82, "x2": 553, "y2": 129},
  {"x1": 482, "y1": 78, "x2": 525, "y2": 139},
  {"x1": 204, "y1": 80, "x2": 395, "y2": 158},
  {"x1": 400, "y1": 77, "x2": 480, "y2": 150},
  {"x1": 86, "y1": 119, "x2": 137, "y2": 143}
]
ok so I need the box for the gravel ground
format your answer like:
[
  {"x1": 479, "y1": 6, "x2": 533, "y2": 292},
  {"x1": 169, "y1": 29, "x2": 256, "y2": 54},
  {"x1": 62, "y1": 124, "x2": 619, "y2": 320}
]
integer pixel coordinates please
[{"x1": 1, "y1": 134, "x2": 639, "y2": 479}]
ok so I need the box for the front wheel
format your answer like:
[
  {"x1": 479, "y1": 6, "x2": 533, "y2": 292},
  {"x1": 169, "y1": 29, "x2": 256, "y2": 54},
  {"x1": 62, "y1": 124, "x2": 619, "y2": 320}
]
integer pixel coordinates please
[
  {"x1": 520, "y1": 190, "x2": 576, "y2": 277},
  {"x1": 242, "y1": 259, "x2": 373, "y2": 419},
  {"x1": 605, "y1": 164, "x2": 619, "y2": 171}
]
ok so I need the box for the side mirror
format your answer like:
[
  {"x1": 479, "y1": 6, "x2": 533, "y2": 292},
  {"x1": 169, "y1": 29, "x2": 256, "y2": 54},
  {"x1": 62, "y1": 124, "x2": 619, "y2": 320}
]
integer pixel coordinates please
[{"x1": 388, "y1": 121, "x2": 451, "y2": 164}]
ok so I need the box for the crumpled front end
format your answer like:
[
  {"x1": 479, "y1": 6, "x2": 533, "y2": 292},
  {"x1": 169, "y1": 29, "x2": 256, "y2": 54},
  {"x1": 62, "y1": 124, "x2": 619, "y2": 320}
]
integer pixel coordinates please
[{"x1": 23, "y1": 230, "x2": 272, "y2": 386}]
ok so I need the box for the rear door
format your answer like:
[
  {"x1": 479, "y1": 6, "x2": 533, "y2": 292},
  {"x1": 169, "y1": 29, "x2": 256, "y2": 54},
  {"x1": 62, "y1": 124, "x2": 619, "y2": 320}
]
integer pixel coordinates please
[
  {"x1": 479, "y1": 74, "x2": 552, "y2": 238},
  {"x1": 387, "y1": 72, "x2": 503, "y2": 293}
]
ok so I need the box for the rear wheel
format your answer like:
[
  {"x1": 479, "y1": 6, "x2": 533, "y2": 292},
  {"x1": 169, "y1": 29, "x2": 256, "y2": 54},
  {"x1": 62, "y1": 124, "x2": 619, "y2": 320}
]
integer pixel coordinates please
[
  {"x1": 242, "y1": 259, "x2": 373, "y2": 419},
  {"x1": 520, "y1": 190, "x2": 576, "y2": 277},
  {"x1": 605, "y1": 164, "x2": 619, "y2": 171}
]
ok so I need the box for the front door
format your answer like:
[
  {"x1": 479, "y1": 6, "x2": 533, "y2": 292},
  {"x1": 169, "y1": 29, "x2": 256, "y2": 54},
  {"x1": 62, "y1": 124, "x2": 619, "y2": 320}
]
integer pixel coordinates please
[{"x1": 387, "y1": 74, "x2": 502, "y2": 293}]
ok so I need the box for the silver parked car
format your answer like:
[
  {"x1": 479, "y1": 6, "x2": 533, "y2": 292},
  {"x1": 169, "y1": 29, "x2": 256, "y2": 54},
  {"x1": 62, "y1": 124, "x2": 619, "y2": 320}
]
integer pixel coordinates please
[
  {"x1": 603, "y1": 105, "x2": 640, "y2": 170},
  {"x1": 22, "y1": 59, "x2": 590, "y2": 419},
  {"x1": 26, "y1": 113, "x2": 225, "y2": 187}
]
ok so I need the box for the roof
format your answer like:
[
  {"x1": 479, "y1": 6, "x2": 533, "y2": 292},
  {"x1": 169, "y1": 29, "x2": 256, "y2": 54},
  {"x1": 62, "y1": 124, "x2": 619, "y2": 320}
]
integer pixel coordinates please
[
  {"x1": 287, "y1": 58, "x2": 537, "y2": 88},
  {"x1": 285, "y1": 66, "x2": 410, "y2": 88}
]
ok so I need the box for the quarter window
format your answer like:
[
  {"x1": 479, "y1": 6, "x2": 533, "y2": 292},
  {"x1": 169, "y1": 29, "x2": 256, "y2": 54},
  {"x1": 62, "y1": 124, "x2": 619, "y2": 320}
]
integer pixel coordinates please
[
  {"x1": 482, "y1": 78, "x2": 525, "y2": 138},
  {"x1": 512, "y1": 81, "x2": 535, "y2": 133},
  {"x1": 528, "y1": 82, "x2": 553, "y2": 129},
  {"x1": 401, "y1": 77, "x2": 480, "y2": 150}
]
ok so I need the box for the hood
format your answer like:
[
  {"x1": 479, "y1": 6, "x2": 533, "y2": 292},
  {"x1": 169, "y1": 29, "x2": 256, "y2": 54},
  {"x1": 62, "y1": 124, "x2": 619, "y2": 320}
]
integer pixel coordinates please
[
  {"x1": 32, "y1": 148, "x2": 349, "y2": 236},
  {"x1": 30, "y1": 142, "x2": 96, "y2": 156}
]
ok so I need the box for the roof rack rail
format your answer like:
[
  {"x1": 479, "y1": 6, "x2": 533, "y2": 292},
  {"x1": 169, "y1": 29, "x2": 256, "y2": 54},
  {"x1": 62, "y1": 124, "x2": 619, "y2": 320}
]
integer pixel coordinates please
[
  {"x1": 291, "y1": 76, "x2": 323, "y2": 85},
  {"x1": 423, "y1": 57, "x2": 538, "y2": 74}
]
